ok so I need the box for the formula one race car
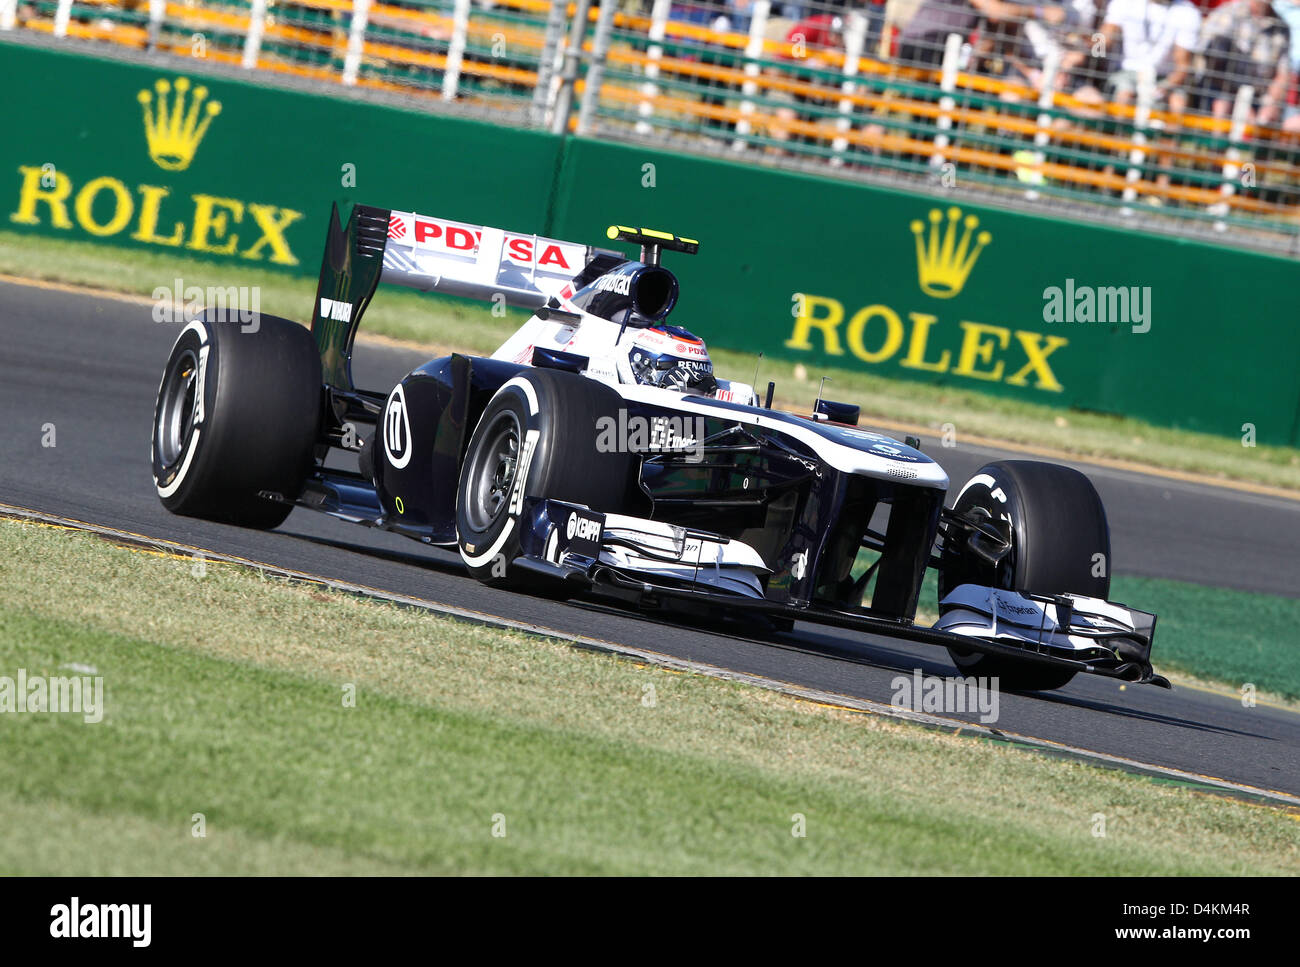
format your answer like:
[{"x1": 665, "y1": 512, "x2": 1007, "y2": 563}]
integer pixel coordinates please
[{"x1": 151, "y1": 203, "x2": 1168, "y2": 692}]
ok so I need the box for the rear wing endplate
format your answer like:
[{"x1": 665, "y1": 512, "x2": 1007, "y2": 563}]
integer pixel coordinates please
[{"x1": 311, "y1": 202, "x2": 618, "y2": 391}]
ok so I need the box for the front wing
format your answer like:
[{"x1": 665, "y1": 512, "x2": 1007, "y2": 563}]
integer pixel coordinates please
[{"x1": 516, "y1": 499, "x2": 1170, "y2": 688}]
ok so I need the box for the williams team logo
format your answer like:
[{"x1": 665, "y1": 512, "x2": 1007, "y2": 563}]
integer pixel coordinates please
[{"x1": 383, "y1": 384, "x2": 413, "y2": 470}]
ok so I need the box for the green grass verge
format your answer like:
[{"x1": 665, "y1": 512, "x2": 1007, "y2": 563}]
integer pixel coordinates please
[
  {"x1": 0, "y1": 518, "x2": 1297, "y2": 875},
  {"x1": 1110, "y1": 576, "x2": 1300, "y2": 703},
  {"x1": 3, "y1": 228, "x2": 1297, "y2": 492}
]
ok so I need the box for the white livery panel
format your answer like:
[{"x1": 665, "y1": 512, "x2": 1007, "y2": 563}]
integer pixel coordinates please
[
  {"x1": 552, "y1": 511, "x2": 770, "y2": 599},
  {"x1": 379, "y1": 210, "x2": 608, "y2": 308},
  {"x1": 934, "y1": 584, "x2": 1155, "y2": 655}
]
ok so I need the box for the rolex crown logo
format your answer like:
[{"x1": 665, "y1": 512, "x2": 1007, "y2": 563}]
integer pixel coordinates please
[
  {"x1": 910, "y1": 207, "x2": 992, "y2": 299},
  {"x1": 137, "y1": 77, "x2": 221, "y2": 172}
]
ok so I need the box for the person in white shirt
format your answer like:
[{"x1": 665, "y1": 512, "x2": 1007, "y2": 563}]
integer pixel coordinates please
[
  {"x1": 1017, "y1": 0, "x2": 1100, "y2": 93},
  {"x1": 1101, "y1": 0, "x2": 1202, "y2": 112}
]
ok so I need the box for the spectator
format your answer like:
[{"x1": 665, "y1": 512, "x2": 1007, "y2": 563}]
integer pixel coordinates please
[
  {"x1": 897, "y1": 0, "x2": 1066, "y2": 68},
  {"x1": 1275, "y1": 0, "x2": 1300, "y2": 131},
  {"x1": 763, "y1": 4, "x2": 891, "y2": 157},
  {"x1": 971, "y1": 1, "x2": 1098, "y2": 92},
  {"x1": 765, "y1": 11, "x2": 846, "y2": 150},
  {"x1": 1018, "y1": 0, "x2": 1100, "y2": 92},
  {"x1": 1196, "y1": 0, "x2": 1291, "y2": 127},
  {"x1": 1098, "y1": 1, "x2": 1202, "y2": 206},
  {"x1": 671, "y1": 0, "x2": 776, "y2": 30},
  {"x1": 1286, "y1": 71, "x2": 1300, "y2": 132},
  {"x1": 1100, "y1": 0, "x2": 1201, "y2": 113},
  {"x1": 668, "y1": 0, "x2": 724, "y2": 27},
  {"x1": 1062, "y1": 1, "x2": 1113, "y2": 102},
  {"x1": 1277, "y1": 0, "x2": 1300, "y2": 63},
  {"x1": 694, "y1": 0, "x2": 758, "y2": 33},
  {"x1": 664, "y1": 0, "x2": 748, "y2": 131},
  {"x1": 784, "y1": 10, "x2": 845, "y2": 66}
]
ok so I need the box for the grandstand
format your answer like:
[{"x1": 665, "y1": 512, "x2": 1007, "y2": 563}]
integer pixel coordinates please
[{"x1": 3, "y1": 0, "x2": 1298, "y2": 253}]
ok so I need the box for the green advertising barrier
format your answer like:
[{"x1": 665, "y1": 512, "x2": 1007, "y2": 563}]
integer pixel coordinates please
[
  {"x1": 0, "y1": 41, "x2": 560, "y2": 272},
  {"x1": 549, "y1": 139, "x2": 1300, "y2": 447},
  {"x1": 3, "y1": 39, "x2": 1298, "y2": 445}
]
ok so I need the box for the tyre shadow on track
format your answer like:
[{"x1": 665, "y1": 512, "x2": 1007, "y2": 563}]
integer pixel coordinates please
[{"x1": 276, "y1": 529, "x2": 466, "y2": 576}]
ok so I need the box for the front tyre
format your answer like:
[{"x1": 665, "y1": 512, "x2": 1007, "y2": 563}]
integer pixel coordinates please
[
  {"x1": 456, "y1": 369, "x2": 639, "y2": 589},
  {"x1": 152, "y1": 311, "x2": 322, "y2": 529},
  {"x1": 940, "y1": 460, "x2": 1111, "y2": 691}
]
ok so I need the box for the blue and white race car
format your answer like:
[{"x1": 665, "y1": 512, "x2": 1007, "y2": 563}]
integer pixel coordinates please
[{"x1": 150, "y1": 202, "x2": 1167, "y2": 692}]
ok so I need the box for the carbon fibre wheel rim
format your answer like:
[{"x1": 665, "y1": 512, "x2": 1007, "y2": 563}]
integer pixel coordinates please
[
  {"x1": 466, "y1": 409, "x2": 521, "y2": 533},
  {"x1": 156, "y1": 347, "x2": 199, "y2": 470}
]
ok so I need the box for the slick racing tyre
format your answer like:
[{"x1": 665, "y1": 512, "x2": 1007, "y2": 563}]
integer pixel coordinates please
[
  {"x1": 939, "y1": 460, "x2": 1110, "y2": 692},
  {"x1": 456, "y1": 369, "x2": 639, "y2": 590},
  {"x1": 152, "y1": 310, "x2": 321, "y2": 529}
]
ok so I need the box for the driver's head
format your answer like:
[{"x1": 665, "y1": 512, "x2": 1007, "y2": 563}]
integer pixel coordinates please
[{"x1": 627, "y1": 326, "x2": 717, "y2": 395}]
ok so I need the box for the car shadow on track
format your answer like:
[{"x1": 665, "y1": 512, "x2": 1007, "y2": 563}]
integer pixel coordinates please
[
  {"x1": 568, "y1": 598, "x2": 965, "y2": 681},
  {"x1": 568, "y1": 601, "x2": 1267, "y2": 739},
  {"x1": 276, "y1": 528, "x2": 1263, "y2": 740},
  {"x1": 276, "y1": 529, "x2": 466, "y2": 577},
  {"x1": 1019, "y1": 689, "x2": 1270, "y2": 738}
]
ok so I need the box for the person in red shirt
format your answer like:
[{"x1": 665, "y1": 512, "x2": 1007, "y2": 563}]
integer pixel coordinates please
[{"x1": 784, "y1": 13, "x2": 845, "y2": 66}]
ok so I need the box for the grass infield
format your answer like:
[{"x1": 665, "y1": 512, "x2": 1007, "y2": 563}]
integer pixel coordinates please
[
  {"x1": 1, "y1": 229, "x2": 1297, "y2": 493},
  {"x1": 0, "y1": 518, "x2": 1296, "y2": 875}
]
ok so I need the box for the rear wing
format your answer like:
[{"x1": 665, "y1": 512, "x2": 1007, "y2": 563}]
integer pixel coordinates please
[{"x1": 311, "y1": 202, "x2": 619, "y2": 391}]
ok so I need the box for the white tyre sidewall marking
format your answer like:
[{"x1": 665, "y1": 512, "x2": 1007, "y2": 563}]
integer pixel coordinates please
[
  {"x1": 155, "y1": 321, "x2": 212, "y2": 499},
  {"x1": 507, "y1": 429, "x2": 539, "y2": 516},
  {"x1": 955, "y1": 472, "x2": 1004, "y2": 504},
  {"x1": 459, "y1": 517, "x2": 516, "y2": 568},
  {"x1": 955, "y1": 473, "x2": 1012, "y2": 528},
  {"x1": 459, "y1": 378, "x2": 541, "y2": 569},
  {"x1": 177, "y1": 318, "x2": 210, "y2": 347},
  {"x1": 151, "y1": 319, "x2": 210, "y2": 408},
  {"x1": 499, "y1": 375, "x2": 539, "y2": 415},
  {"x1": 156, "y1": 429, "x2": 202, "y2": 499}
]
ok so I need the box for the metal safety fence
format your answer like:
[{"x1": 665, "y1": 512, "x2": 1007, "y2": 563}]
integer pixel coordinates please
[
  {"x1": 5, "y1": 0, "x2": 1300, "y2": 253},
  {"x1": 2, "y1": 0, "x2": 556, "y2": 109}
]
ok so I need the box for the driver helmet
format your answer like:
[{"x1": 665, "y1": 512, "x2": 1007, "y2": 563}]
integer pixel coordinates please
[{"x1": 627, "y1": 325, "x2": 717, "y2": 394}]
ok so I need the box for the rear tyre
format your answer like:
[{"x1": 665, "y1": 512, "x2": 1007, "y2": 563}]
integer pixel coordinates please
[
  {"x1": 456, "y1": 369, "x2": 639, "y2": 589},
  {"x1": 940, "y1": 460, "x2": 1110, "y2": 691},
  {"x1": 152, "y1": 311, "x2": 321, "y2": 529}
]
